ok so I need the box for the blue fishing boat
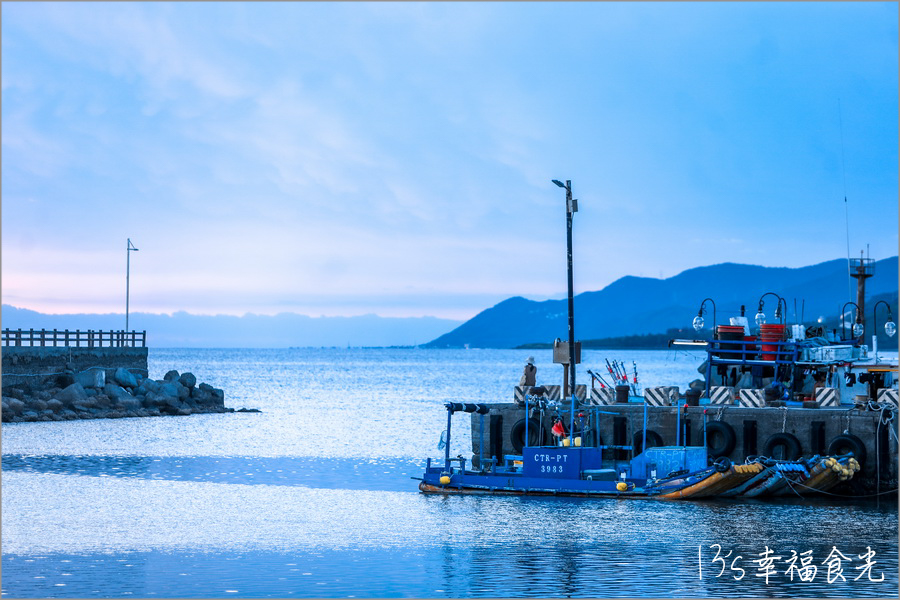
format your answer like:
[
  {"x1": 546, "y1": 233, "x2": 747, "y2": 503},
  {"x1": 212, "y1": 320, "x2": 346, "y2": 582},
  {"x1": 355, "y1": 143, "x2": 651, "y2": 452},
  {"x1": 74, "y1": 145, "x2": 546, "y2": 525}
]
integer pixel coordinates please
[
  {"x1": 415, "y1": 398, "x2": 860, "y2": 499},
  {"x1": 416, "y1": 398, "x2": 768, "y2": 498}
]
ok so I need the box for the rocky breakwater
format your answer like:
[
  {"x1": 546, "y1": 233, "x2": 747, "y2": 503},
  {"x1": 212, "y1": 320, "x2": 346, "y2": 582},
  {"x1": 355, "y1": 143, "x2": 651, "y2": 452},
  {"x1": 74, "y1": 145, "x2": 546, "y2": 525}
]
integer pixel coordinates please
[{"x1": 2, "y1": 368, "x2": 239, "y2": 423}]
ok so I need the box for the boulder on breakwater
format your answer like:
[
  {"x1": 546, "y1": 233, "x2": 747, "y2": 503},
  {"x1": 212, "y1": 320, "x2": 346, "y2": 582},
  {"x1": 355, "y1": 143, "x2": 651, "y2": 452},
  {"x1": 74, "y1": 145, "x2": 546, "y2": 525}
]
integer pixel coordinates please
[{"x1": 1, "y1": 368, "x2": 238, "y2": 423}]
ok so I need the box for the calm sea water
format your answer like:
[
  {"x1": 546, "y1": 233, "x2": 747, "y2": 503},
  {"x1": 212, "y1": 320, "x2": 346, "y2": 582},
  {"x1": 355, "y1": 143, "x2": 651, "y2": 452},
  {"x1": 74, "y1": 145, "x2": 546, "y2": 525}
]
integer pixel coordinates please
[{"x1": 2, "y1": 348, "x2": 897, "y2": 598}]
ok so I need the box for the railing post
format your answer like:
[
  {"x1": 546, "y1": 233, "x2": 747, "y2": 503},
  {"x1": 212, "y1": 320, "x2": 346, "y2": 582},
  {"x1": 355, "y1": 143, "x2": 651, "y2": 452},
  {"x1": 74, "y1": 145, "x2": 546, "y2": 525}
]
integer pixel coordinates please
[
  {"x1": 16, "y1": 329, "x2": 22, "y2": 347},
  {"x1": 29, "y1": 328, "x2": 34, "y2": 348}
]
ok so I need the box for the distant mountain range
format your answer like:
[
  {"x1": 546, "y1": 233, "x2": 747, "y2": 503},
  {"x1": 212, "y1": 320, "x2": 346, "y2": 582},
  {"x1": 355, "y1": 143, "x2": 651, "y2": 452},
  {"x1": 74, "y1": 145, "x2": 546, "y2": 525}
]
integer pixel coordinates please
[
  {"x1": 0, "y1": 306, "x2": 461, "y2": 348},
  {"x1": 424, "y1": 257, "x2": 899, "y2": 348},
  {"x1": 5, "y1": 257, "x2": 896, "y2": 349}
]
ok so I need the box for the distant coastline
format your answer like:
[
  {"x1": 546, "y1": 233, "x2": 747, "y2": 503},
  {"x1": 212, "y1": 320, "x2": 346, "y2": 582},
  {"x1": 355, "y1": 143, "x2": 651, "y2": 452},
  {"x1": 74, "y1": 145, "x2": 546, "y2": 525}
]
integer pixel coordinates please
[{"x1": 515, "y1": 329, "x2": 699, "y2": 350}]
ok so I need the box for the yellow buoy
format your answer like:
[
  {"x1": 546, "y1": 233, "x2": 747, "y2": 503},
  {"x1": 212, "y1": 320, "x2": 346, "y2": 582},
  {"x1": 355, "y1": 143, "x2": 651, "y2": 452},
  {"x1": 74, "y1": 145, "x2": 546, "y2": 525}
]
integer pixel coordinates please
[
  {"x1": 826, "y1": 458, "x2": 835, "y2": 468},
  {"x1": 616, "y1": 482, "x2": 627, "y2": 492},
  {"x1": 574, "y1": 436, "x2": 582, "y2": 447},
  {"x1": 562, "y1": 437, "x2": 571, "y2": 447},
  {"x1": 439, "y1": 475, "x2": 451, "y2": 485},
  {"x1": 832, "y1": 463, "x2": 842, "y2": 473}
]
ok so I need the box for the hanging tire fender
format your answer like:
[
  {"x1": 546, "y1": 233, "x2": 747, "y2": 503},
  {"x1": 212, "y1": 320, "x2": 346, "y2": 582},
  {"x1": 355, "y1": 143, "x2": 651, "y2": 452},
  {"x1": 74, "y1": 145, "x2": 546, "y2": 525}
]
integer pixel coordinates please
[
  {"x1": 510, "y1": 418, "x2": 544, "y2": 453},
  {"x1": 827, "y1": 433, "x2": 867, "y2": 466},
  {"x1": 705, "y1": 421, "x2": 737, "y2": 458},
  {"x1": 762, "y1": 432, "x2": 803, "y2": 461}
]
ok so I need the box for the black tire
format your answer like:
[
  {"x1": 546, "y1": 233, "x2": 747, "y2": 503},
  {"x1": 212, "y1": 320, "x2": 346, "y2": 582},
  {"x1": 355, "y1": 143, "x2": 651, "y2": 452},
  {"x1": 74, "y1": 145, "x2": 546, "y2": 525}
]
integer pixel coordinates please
[
  {"x1": 763, "y1": 432, "x2": 802, "y2": 461},
  {"x1": 705, "y1": 422, "x2": 737, "y2": 458},
  {"x1": 632, "y1": 430, "x2": 664, "y2": 455},
  {"x1": 510, "y1": 418, "x2": 545, "y2": 453},
  {"x1": 827, "y1": 433, "x2": 867, "y2": 466}
]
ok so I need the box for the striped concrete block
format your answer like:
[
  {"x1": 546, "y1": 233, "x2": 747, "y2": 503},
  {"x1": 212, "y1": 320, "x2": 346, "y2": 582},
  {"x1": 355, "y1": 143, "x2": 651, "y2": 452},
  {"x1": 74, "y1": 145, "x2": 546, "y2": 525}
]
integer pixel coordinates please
[
  {"x1": 515, "y1": 386, "x2": 542, "y2": 403},
  {"x1": 644, "y1": 386, "x2": 676, "y2": 406},
  {"x1": 515, "y1": 386, "x2": 549, "y2": 403},
  {"x1": 515, "y1": 385, "x2": 586, "y2": 403},
  {"x1": 589, "y1": 387, "x2": 616, "y2": 405},
  {"x1": 708, "y1": 386, "x2": 735, "y2": 405},
  {"x1": 815, "y1": 387, "x2": 840, "y2": 408},
  {"x1": 738, "y1": 389, "x2": 765, "y2": 408},
  {"x1": 876, "y1": 388, "x2": 898, "y2": 407}
]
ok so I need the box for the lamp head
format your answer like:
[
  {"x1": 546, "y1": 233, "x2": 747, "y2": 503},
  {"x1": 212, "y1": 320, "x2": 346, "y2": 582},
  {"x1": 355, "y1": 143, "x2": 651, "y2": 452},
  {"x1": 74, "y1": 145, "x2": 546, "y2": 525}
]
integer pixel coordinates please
[
  {"x1": 852, "y1": 322, "x2": 864, "y2": 337},
  {"x1": 885, "y1": 318, "x2": 897, "y2": 338},
  {"x1": 693, "y1": 315, "x2": 704, "y2": 332},
  {"x1": 755, "y1": 311, "x2": 766, "y2": 327},
  {"x1": 552, "y1": 179, "x2": 565, "y2": 188}
]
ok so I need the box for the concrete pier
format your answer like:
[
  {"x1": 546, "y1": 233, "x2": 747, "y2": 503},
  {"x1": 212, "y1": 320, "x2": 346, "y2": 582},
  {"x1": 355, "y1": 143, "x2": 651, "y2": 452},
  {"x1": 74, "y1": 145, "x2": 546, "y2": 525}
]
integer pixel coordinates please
[
  {"x1": 2, "y1": 346, "x2": 149, "y2": 387},
  {"x1": 469, "y1": 402, "x2": 898, "y2": 496}
]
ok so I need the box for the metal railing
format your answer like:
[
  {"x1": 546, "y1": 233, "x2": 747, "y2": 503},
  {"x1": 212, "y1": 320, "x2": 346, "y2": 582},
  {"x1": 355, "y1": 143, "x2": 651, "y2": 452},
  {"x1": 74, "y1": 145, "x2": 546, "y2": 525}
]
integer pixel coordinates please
[
  {"x1": 707, "y1": 338, "x2": 798, "y2": 365},
  {"x1": 704, "y1": 338, "x2": 799, "y2": 400},
  {"x1": 1, "y1": 328, "x2": 146, "y2": 348}
]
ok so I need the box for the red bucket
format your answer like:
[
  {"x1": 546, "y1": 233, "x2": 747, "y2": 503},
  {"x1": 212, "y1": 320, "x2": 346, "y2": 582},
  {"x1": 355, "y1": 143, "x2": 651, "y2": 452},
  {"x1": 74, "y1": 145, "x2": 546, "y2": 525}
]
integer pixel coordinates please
[
  {"x1": 742, "y1": 335, "x2": 759, "y2": 359},
  {"x1": 759, "y1": 325, "x2": 785, "y2": 360}
]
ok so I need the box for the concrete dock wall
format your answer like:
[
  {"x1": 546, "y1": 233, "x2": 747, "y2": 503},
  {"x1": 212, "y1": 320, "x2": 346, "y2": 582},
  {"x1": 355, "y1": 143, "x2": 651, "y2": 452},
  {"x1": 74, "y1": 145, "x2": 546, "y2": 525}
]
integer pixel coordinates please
[
  {"x1": 470, "y1": 403, "x2": 898, "y2": 495},
  {"x1": 2, "y1": 347, "x2": 149, "y2": 388}
]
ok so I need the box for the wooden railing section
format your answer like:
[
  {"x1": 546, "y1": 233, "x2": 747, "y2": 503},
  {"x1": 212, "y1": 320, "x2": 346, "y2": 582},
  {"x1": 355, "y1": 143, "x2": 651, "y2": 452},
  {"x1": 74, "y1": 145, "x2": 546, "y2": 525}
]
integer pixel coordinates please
[{"x1": 1, "y1": 329, "x2": 146, "y2": 348}]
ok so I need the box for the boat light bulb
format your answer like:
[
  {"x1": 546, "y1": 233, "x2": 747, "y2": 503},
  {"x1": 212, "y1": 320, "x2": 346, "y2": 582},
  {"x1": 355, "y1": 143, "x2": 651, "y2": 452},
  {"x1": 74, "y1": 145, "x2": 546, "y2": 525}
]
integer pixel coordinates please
[
  {"x1": 885, "y1": 320, "x2": 896, "y2": 338},
  {"x1": 693, "y1": 315, "x2": 704, "y2": 331},
  {"x1": 852, "y1": 322, "x2": 864, "y2": 337},
  {"x1": 755, "y1": 311, "x2": 766, "y2": 327}
]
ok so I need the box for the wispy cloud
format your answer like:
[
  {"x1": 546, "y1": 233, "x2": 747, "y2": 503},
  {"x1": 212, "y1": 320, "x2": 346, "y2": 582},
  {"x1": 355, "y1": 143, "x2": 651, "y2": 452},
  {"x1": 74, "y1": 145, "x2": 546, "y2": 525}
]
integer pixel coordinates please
[{"x1": 2, "y1": 2, "x2": 896, "y2": 319}]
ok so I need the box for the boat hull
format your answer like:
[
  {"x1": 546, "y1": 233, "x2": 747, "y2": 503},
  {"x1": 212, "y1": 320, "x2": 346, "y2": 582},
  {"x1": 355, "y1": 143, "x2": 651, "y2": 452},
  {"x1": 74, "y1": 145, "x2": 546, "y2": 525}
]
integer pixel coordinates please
[{"x1": 418, "y1": 480, "x2": 649, "y2": 498}]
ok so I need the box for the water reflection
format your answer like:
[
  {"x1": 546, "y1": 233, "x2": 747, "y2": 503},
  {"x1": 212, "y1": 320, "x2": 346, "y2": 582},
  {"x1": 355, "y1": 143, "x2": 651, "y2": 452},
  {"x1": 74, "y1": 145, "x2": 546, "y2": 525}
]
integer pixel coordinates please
[
  {"x1": 2, "y1": 454, "x2": 421, "y2": 492},
  {"x1": 2, "y1": 348, "x2": 897, "y2": 598}
]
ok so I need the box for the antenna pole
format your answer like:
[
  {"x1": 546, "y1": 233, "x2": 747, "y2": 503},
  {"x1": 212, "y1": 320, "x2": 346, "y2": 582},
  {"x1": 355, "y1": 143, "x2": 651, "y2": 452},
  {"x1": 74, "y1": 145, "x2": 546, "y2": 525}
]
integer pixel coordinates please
[{"x1": 839, "y1": 99, "x2": 852, "y2": 303}]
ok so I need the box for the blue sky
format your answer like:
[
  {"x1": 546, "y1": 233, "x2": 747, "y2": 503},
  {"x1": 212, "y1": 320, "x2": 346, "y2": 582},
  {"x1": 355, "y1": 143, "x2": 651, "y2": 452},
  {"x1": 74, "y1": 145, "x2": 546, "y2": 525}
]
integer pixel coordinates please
[{"x1": 2, "y1": 2, "x2": 897, "y2": 320}]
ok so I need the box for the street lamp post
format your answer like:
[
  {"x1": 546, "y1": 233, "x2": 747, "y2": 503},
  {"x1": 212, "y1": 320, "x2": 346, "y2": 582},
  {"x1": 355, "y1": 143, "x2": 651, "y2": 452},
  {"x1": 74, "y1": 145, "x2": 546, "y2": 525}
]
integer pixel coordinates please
[
  {"x1": 872, "y1": 300, "x2": 896, "y2": 339},
  {"x1": 553, "y1": 179, "x2": 578, "y2": 446},
  {"x1": 126, "y1": 238, "x2": 139, "y2": 337},
  {"x1": 840, "y1": 301, "x2": 863, "y2": 342},
  {"x1": 693, "y1": 297, "x2": 717, "y2": 338},
  {"x1": 755, "y1": 292, "x2": 786, "y2": 329},
  {"x1": 552, "y1": 179, "x2": 577, "y2": 399}
]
